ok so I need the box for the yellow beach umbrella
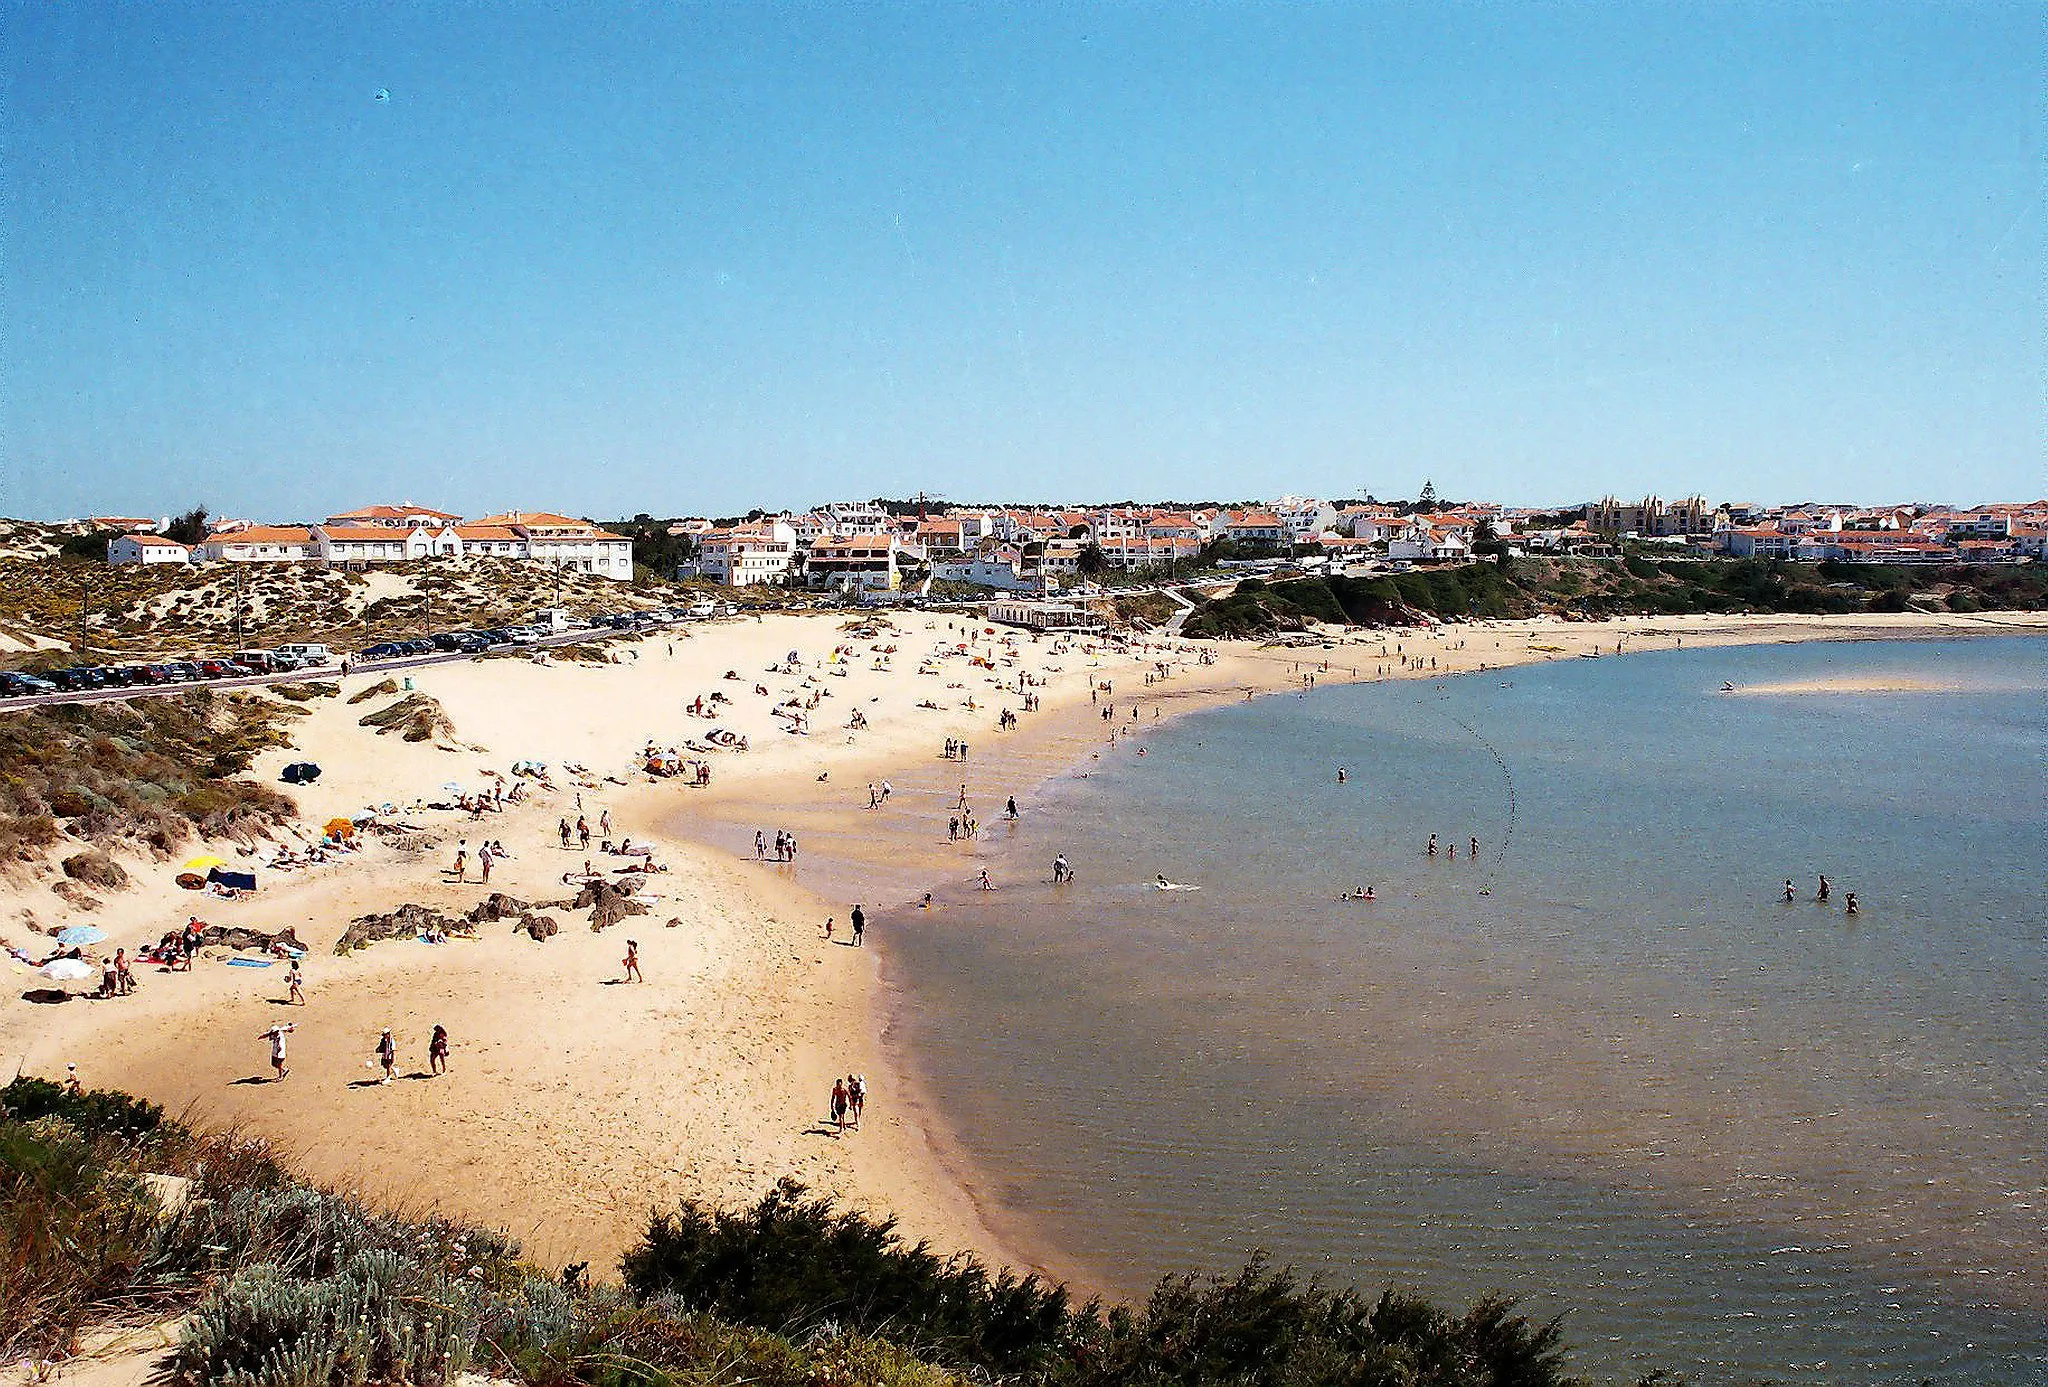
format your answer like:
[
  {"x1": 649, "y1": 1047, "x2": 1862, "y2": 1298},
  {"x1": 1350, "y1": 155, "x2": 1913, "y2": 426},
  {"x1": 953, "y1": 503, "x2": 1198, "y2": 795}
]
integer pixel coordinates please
[
  {"x1": 324, "y1": 818, "x2": 356, "y2": 839},
  {"x1": 182, "y1": 855, "x2": 227, "y2": 872}
]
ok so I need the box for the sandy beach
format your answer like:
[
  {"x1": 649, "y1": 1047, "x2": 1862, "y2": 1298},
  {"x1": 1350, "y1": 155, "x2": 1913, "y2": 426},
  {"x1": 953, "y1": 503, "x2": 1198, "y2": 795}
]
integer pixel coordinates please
[{"x1": 4, "y1": 606, "x2": 2044, "y2": 1286}]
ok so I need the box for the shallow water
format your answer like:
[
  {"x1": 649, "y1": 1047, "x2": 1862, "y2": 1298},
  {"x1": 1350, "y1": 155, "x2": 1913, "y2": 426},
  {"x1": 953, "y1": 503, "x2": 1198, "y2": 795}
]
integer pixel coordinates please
[{"x1": 884, "y1": 637, "x2": 2048, "y2": 1383}]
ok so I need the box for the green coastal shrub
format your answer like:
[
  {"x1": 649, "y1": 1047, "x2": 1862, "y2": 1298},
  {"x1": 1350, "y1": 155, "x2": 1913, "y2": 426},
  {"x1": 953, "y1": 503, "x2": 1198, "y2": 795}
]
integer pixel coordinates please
[
  {"x1": 623, "y1": 1179, "x2": 1079, "y2": 1379},
  {"x1": 170, "y1": 1251, "x2": 478, "y2": 1387}
]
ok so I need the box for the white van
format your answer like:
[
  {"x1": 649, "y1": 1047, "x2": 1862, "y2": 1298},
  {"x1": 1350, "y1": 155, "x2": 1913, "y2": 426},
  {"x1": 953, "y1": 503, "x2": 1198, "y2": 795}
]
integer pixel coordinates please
[
  {"x1": 530, "y1": 608, "x2": 574, "y2": 633},
  {"x1": 274, "y1": 643, "x2": 332, "y2": 667},
  {"x1": 686, "y1": 599, "x2": 717, "y2": 620}
]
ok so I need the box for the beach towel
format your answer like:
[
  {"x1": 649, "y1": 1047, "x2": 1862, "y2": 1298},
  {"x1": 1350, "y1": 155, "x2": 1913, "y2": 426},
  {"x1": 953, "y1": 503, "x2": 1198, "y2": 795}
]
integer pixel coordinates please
[{"x1": 225, "y1": 958, "x2": 273, "y2": 968}]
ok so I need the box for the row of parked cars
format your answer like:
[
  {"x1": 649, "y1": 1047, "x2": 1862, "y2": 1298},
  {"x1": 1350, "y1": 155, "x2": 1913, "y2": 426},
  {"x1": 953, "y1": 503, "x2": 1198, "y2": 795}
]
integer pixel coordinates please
[
  {"x1": 0, "y1": 601, "x2": 749, "y2": 700},
  {"x1": 0, "y1": 644, "x2": 337, "y2": 698}
]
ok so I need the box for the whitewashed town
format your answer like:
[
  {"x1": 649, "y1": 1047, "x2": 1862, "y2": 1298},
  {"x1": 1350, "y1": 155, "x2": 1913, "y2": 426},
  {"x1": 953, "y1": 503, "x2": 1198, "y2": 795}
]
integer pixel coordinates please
[{"x1": 91, "y1": 491, "x2": 2048, "y2": 594}]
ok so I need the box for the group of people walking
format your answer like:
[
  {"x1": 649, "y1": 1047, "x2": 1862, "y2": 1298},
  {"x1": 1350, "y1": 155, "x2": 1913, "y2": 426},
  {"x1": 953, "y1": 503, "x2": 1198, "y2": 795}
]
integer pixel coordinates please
[
  {"x1": 753, "y1": 828, "x2": 800, "y2": 862},
  {"x1": 829, "y1": 1073, "x2": 867, "y2": 1133},
  {"x1": 254, "y1": 1021, "x2": 450, "y2": 1083}
]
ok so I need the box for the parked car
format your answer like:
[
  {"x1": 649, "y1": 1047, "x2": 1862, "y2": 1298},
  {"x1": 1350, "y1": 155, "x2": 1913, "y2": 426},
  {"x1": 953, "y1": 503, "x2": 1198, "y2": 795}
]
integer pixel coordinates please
[
  {"x1": 161, "y1": 662, "x2": 202, "y2": 682},
  {"x1": 397, "y1": 638, "x2": 431, "y2": 655},
  {"x1": 140, "y1": 664, "x2": 181, "y2": 684},
  {"x1": 195, "y1": 659, "x2": 237, "y2": 678},
  {"x1": 358, "y1": 642, "x2": 406, "y2": 660},
  {"x1": 686, "y1": 599, "x2": 717, "y2": 619},
  {"x1": 274, "y1": 643, "x2": 332, "y2": 667},
  {"x1": 479, "y1": 628, "x2": 514, "y2": 645},
  {"x1": 232, "y1": 650, "x2": 279, "y2": 673},
  {"x1": 95, "y1": 666, "x2": 138, "y2": 687},
  {"x1": 47, "y1": 668, "x2": 94, "y2": 692},
  {"x1": 0, "y1": 671, "x2": 57, "y2": 696},
  {"x1": 121, "y1": 665, "x2": 166, "y2": 686}
]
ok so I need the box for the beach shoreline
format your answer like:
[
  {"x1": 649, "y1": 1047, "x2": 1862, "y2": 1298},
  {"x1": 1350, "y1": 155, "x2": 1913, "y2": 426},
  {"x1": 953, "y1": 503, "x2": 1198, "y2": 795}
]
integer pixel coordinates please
[{"x1": 3, "y1": 606, "x2": 2044, "y2": 1298}]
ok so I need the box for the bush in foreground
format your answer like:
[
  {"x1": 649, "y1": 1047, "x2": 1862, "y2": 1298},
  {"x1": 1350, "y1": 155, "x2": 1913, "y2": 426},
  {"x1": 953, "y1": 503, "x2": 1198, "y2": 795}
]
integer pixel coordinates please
[{"x1": 0, "y1": 1090, "x2": 1641, "y2": 1387}]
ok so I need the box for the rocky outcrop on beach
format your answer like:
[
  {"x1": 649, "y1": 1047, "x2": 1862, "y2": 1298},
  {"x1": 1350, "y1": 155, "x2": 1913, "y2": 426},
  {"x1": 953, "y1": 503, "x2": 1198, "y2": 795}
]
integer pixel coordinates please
[
  {"x1": 357, "y1": 692, "x2": 458, "y2": 744},
  {"x1": 567, "y1": 876, "x2": 649, "y2": 932}
]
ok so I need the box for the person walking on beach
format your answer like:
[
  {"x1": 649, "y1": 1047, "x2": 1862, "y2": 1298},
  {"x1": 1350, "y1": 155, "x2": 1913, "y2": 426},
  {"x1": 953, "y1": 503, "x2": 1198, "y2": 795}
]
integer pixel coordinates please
[
  {"x1": 852, "y1": 911, "x2": 865, "y2": 947},
  {"x1": 1006, "y1": 796, "x2": 1018, "y2": 820},
  {"x1": 375, "y1": 1028, "x2": 397, "y2": 1084},
  {"x1": 850, "y1": 1074, "x2": 867, "y2": 1126},
  {"x1": 599, "y1": 809, "x2": 612, "y2": 837},
  {"x1": 578, "y1": 817, "x2": 592, "y2": 850},
  {"x1": 755, "y1": 830, "x2": 767, "y2": 859},
  {"x1": 559, "y1": 818, "x2": 572, "y2": 848},
  {"x1": 1053, "y1": 854, "x2": 1070, "y2": 884},
  {"x1": 451, "y1": 843, "x2": 468, "y2": 882},
  {"x1": 429, "y1": 1024, "x2": 450, "y2": 1076},
  {"x1": 831, "y1": 1077, "x2": 850, "y2": 1134},
  {"x1": 286, "y1": 962, "x2": 305, "y2": 1006},
  {"x1": 622, "y1": 939, "x2": 643, "y2": 983},
  {"x1": 479, "y1": 843, "x2": 494, "y2": 884},
  {"x1": 260, "y1": 1022, "x2": 295, "y2": 1081},
  {"x1": 823, "y1": 916, "x2": 835, "y2": 943}
]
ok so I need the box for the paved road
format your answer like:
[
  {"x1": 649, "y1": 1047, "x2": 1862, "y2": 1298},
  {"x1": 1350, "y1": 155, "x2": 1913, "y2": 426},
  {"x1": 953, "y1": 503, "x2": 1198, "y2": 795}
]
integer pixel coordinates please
[{"x1": 0, "y1": 625, "x2": 638, "y2": 715}]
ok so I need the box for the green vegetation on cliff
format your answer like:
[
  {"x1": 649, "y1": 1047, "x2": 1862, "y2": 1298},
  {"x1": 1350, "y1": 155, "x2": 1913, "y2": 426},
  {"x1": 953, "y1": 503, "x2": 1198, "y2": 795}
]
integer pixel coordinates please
[
  {"x1": 0, "y1": 691, "x2": 297, "y2": 868},
  {"x1": 1181, "y1": 558, "x2": 2047, "y2": 637}
]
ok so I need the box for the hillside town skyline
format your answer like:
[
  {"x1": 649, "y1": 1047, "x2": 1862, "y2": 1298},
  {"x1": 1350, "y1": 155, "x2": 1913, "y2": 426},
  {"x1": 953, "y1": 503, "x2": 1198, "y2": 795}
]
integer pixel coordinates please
[{"x1": 68, "y1": 488, "x2": 2048, "y2": 595}]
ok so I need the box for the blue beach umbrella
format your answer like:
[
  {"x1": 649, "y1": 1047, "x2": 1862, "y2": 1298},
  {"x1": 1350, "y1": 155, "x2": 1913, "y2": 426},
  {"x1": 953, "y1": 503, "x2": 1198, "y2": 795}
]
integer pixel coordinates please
[{"x1": 56, "y1": 926, "x2": 106, "y2": 947}]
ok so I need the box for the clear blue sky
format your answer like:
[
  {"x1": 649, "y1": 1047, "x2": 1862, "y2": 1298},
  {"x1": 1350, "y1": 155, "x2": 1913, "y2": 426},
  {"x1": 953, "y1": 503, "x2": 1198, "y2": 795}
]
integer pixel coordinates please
[{"x1": 3, "y1": 3, "x2": 2040, "y2": 520}]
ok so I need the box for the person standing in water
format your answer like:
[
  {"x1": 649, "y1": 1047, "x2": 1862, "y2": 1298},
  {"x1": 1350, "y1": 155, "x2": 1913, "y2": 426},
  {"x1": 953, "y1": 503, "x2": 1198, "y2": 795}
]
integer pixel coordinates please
[
  {"x1": 1817, "y1": 874, "x2": 1831, "y2": 903},
  {"x1": 1783, "y1": 879, "x2": 1797, "y2": 902},
  {"x1": 1427, "y1": 833, "x2": 1438, "y2": 858}
]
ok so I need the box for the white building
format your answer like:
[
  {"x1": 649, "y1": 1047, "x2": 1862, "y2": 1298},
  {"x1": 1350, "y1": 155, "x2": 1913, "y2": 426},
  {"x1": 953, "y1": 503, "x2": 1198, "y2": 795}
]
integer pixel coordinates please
[
  {"x1": 696, "y1": 520, "x2": 799, "y2": 586},
  {"x1": 822, "y1": 500, "x2": 893, "y2": 536},
  {"x1": 108, "y1": 534, "x2": 191, "y2": 566},
  {"x1": 193, "y1": 526, "x2": 317, "y2": 563},
  {"x1": 471, "y1": 513, "x2": 634, "y2": 580},
  {"x1": 805, "y1": 535, "x2": 922, "y2": 592}
]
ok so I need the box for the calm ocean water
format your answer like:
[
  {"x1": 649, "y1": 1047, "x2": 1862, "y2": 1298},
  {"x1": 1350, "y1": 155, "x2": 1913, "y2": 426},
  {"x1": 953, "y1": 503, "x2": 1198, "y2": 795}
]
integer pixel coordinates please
[{"x1": 883, "y1": 637, "x2": 2048, "y2": 1384}]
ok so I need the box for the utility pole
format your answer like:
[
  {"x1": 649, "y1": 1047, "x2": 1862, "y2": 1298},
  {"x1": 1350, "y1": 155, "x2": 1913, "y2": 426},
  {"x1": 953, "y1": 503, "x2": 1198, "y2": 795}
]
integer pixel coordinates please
[
  {"x1": 234, "y1": 564, "x2": 246, "y2": 645},
  {"x1": 77, "y1": 568, "x2": 90, "y2": 657}
]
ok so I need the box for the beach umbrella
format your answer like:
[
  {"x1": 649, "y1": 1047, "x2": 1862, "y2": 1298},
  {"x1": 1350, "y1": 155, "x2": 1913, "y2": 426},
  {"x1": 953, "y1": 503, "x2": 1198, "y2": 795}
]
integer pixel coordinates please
[
  {"x1": 183, "y1": 855, "x2": 228, "y2": 872},
  {"x1": 38, "y1": 959, "x2": 96, "y2": 983},
  {"x1": 324, "y1": 818, "x2": 356, "y2": 839},
  {"x1": 55, "y1": 926, "x2": 106, "y2": 947}
]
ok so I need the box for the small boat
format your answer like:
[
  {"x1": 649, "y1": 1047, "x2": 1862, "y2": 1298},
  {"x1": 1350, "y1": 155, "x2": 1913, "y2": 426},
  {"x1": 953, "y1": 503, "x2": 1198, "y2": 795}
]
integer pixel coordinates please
[{"x1": 1578, "y1": 651, "x2": 1601, "y2": 659}]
